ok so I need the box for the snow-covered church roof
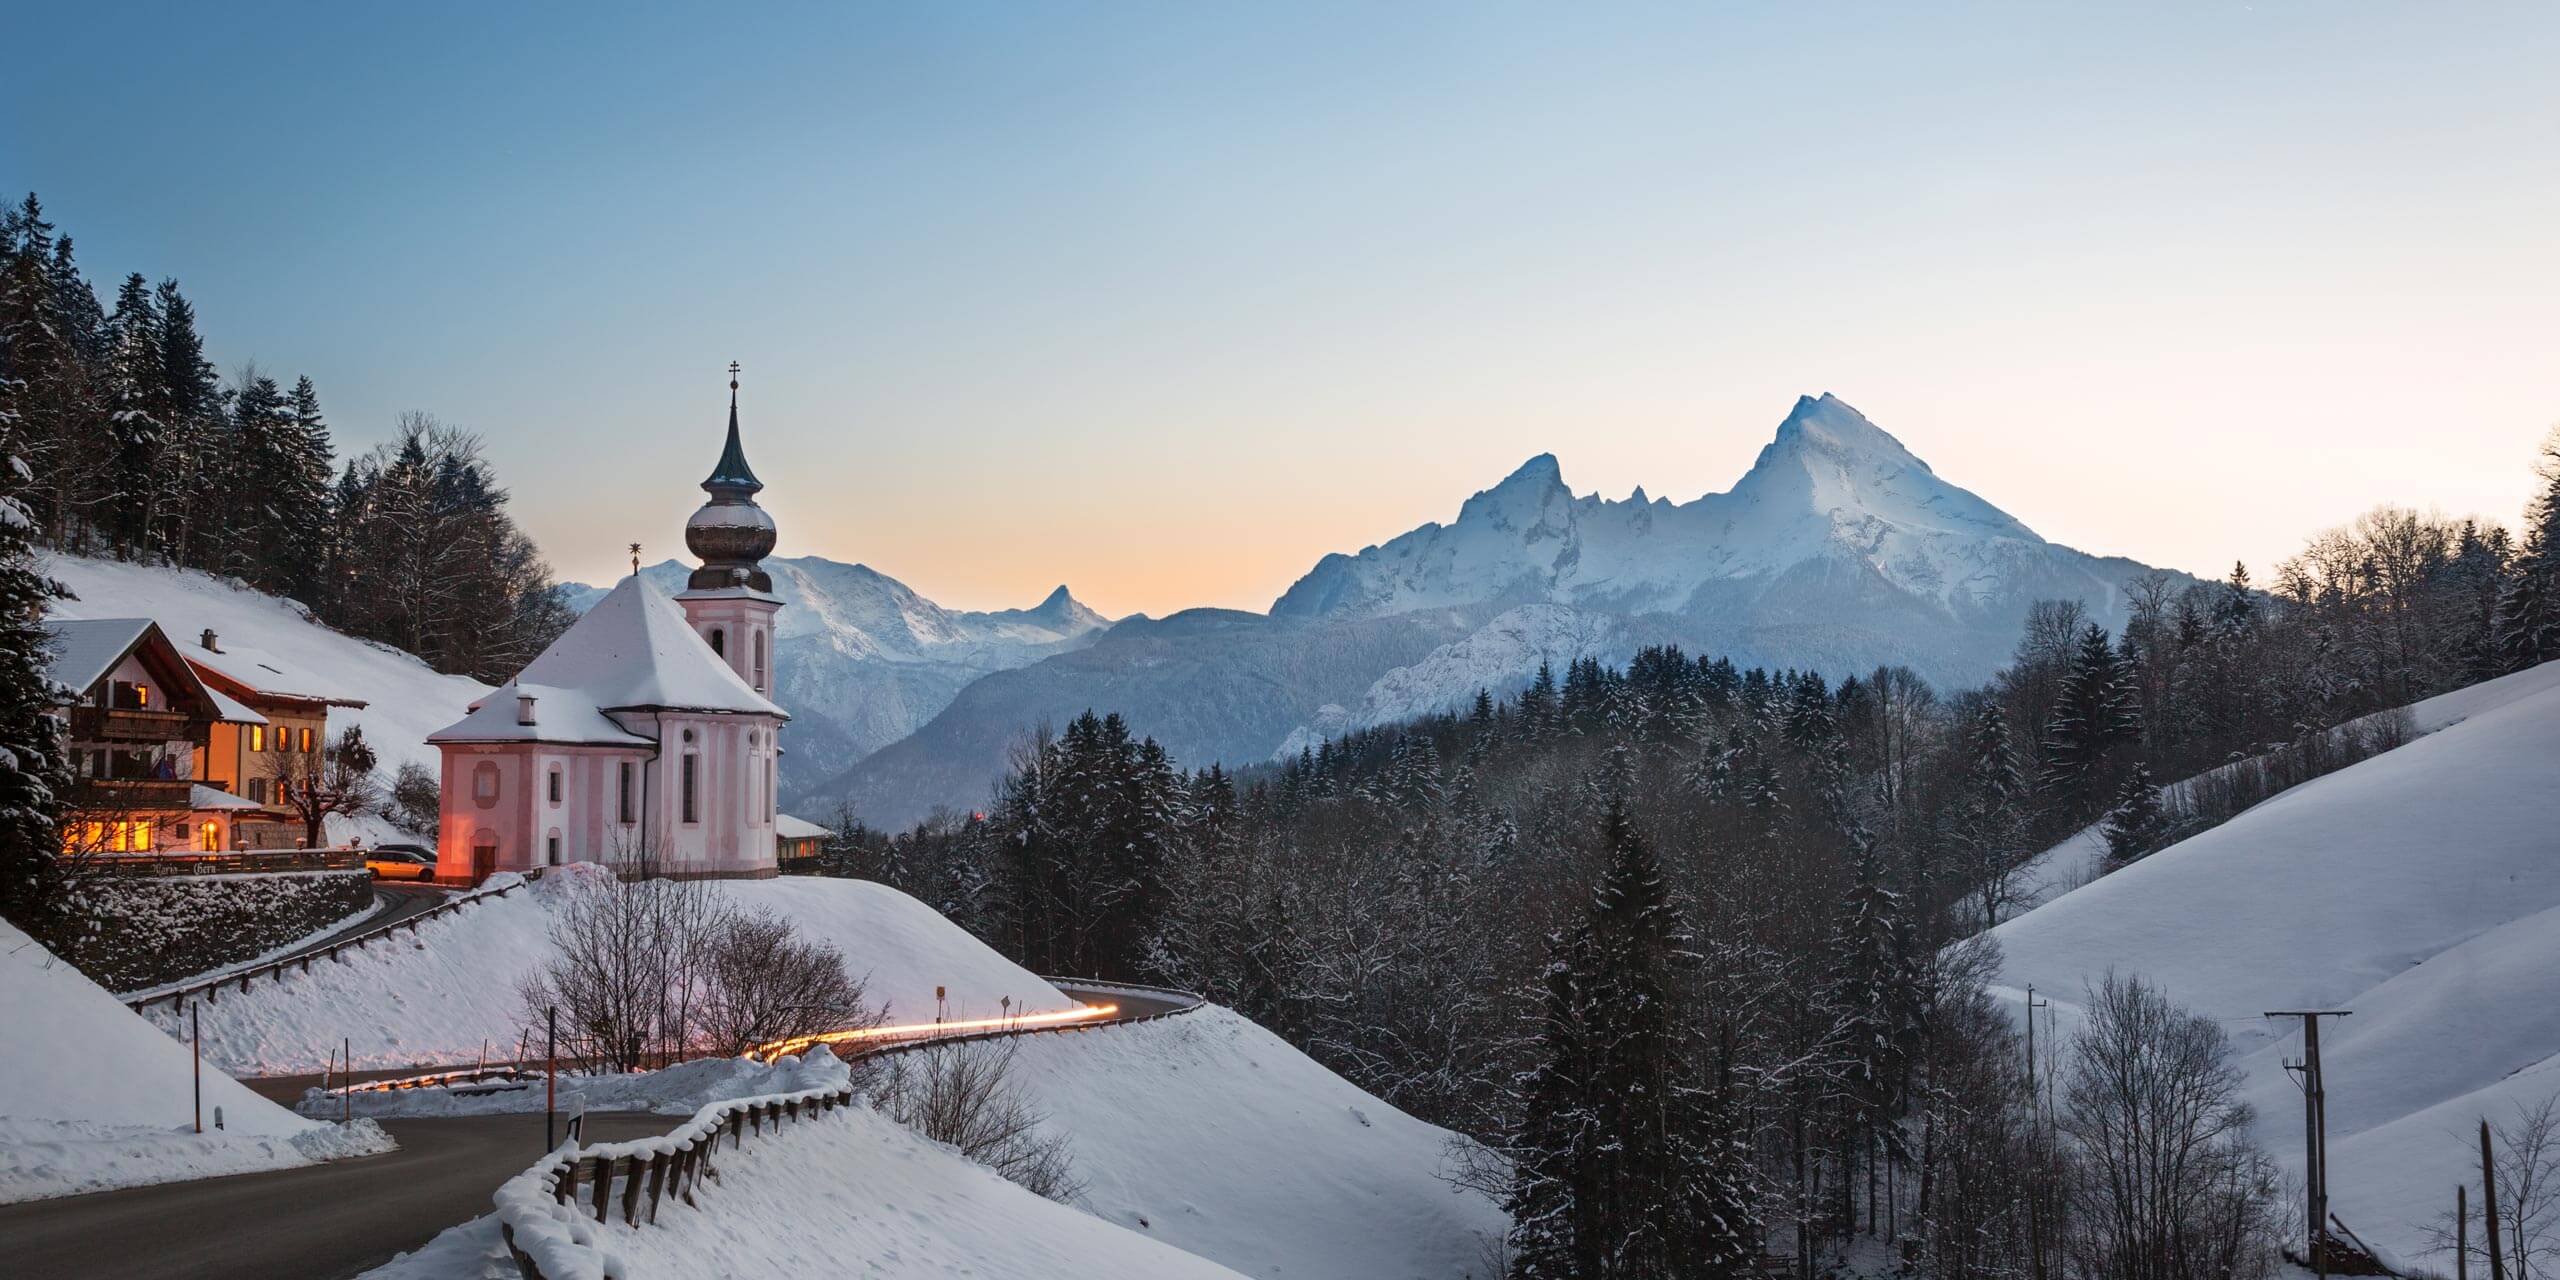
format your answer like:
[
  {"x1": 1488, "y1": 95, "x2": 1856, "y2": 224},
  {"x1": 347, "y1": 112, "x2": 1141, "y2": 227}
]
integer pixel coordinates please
[{"x1": 428, "y1": 575, "x2": 783, "y2": 746}]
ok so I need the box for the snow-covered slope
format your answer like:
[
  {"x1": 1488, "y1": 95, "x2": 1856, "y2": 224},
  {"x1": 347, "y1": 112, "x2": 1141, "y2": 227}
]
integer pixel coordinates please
[
  {"x1": 562, "y1": 556, "x2": 1110, "y2": 797},
  {"x1": 44, "y1": 552, "x2": 489, "y2": 797},
  {"x1": 1985, "y1": 659, "x2": 2560, "y2": 1268},
  {"x1": 1004, "y1": 1005, "x2": 1509, "y2": 1279},
  {"x1": 373, "y1": 1103, "x2": 1252, "y2": 1280},
  {"x1": 0, "y1": 919, "x2": 390, "y2": 1202},
  {"x1": 155, "y1": 870, "x2": 1074, "y2": 1076}
]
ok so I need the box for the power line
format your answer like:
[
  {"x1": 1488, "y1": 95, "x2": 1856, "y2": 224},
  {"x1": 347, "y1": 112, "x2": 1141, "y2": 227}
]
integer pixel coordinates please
[{"x1": 2267, "y1": 1009, "x2": 2352, "y2": 1280}]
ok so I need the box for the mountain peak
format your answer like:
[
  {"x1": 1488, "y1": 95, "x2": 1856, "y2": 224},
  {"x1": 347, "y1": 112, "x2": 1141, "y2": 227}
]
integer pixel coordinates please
[
  {"x1": 1454, "y1": 453, "x2": 1571, "y2": 529},
  {"x1": 1770, "y1": 393, "x2": 1925, "y2": 467}
]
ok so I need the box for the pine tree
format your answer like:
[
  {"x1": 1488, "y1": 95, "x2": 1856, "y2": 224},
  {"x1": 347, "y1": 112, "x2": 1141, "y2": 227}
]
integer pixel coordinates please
[
  {"x1": 2039, "y1": 624, "x2": 2139, "y2": 819},
  {"x1": 0, "y1": 215, "x2": 71, "y2": 926},
  {"x1": 99, "y1": 275, "x2": 163, "y2": 559},
  {"x1": 148, "y1": 279, "x2": 220, "y2": 569},
  {"x1": 1506, "y1": 774, "x2": 1756, "y2": 1278},
  {"x1": 2495, "y1": 429, "x2": 2560, "y2": 673},
  {"x1": 2100, "y1": 762, "x2": 2170, "y2": 865}
]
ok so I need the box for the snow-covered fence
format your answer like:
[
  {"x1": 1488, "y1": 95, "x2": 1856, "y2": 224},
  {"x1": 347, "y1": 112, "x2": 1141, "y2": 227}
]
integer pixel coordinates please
[
  {"x1": 493, "y1": 979, "x2": 1203, "y2": 1280},
  {"x1": 122, "y1": 869, "x2": 544, "y2": 1013}
]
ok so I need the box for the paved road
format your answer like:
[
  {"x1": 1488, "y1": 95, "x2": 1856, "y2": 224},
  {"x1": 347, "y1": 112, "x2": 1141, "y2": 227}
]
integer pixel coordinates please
[
  {"x1": 0, "y1": 1111, "x2": 677, "y2": 1280},
  {"x1": 287, "y1": 882, "x2": 451, "y2": 962},
  {"x1": 1053, "y1": 983, "x2": 1195, "y2": 1022}
]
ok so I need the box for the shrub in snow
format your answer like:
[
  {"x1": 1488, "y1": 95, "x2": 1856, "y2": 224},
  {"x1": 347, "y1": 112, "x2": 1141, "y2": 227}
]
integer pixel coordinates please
[{"x1": 866, "y1": 1037, "x2": 1082, "y2": 1202}]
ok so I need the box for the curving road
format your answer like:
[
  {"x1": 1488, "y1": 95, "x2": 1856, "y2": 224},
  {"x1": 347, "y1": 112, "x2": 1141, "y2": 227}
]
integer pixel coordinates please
[{"x1": 2, "y1": 979, "x2": 1201, "y2": 1280}]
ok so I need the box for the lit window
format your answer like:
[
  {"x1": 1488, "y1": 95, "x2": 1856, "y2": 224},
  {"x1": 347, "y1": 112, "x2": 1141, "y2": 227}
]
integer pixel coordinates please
[
  {"x1": 200, "y1": 821, "x2": 220, "y2": 851},
  {"x1": 250, "y1": 725, "x2": 266, "y2": 752},
  {"x1": 301, "y1": 727, "x2": 315, "y2": 753}
]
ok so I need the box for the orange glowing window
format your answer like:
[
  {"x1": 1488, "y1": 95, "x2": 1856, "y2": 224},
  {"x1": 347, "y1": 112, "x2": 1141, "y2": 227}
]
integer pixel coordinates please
[
  {"x1": 200, "y1": 821, "x2": 221, "y2": 851},
  {"x1": 250, "y1": 725, "x2": 266, "y2": 752}
]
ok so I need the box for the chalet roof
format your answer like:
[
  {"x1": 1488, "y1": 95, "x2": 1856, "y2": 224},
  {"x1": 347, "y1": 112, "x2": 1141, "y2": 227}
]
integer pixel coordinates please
[
  {"x1": 512, "y1": 575, "x2": 784, "y2": 718},
  {"x1": 180, "y1": 637, "x2": 367, "y2": 709},
  {"x1": 39, "y1": 619, "x2": 267, "y2": 726},
  {"x1": 774, "y1": 813, "x2": 831, "y2": 841},
  {"x1": 426, "y1": 681, "x2": 654, "y2": 747}
]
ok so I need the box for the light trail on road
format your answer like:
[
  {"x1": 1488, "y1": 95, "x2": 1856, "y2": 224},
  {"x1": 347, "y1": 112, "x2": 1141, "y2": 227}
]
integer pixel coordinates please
[{"x1": 751, "y1": 1002, "x2": 1117, "y2": 1062}]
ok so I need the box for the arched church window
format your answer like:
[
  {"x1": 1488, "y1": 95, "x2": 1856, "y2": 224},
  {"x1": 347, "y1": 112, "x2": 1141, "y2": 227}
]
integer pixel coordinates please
[
  {"x1": 753, "y1": 631, "x2": 767, "y2": 692},
  {"x1": 709, "y1": 627, "x2": 726, "y2": 658}
]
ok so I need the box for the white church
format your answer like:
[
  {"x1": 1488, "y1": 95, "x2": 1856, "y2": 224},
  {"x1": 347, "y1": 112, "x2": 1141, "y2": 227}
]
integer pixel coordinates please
[{"x1": 428, "y1": 374, "x2": 791, "y2": 881}]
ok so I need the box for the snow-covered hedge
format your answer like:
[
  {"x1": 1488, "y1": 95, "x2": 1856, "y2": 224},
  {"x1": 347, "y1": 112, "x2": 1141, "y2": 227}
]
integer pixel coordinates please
[{"x1": 51, "y1": 870, "x2": 374, "y2": 993}]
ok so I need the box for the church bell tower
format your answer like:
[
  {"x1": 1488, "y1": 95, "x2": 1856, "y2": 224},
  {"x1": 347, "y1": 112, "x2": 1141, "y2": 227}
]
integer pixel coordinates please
[{"x1": 675, "y1": 363, "x2": 783, "y2": 697}]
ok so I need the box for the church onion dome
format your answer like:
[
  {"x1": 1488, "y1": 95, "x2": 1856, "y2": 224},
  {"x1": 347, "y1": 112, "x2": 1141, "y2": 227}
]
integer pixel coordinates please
[{"x1": 686, "y1": 364, "x2": 778, "y2": 592}]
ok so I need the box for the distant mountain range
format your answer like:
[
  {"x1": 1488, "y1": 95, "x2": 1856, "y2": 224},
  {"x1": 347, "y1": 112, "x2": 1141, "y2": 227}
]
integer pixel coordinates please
[{"x1": 572, "y1": 395, "x2": 2191, "y2": 826}]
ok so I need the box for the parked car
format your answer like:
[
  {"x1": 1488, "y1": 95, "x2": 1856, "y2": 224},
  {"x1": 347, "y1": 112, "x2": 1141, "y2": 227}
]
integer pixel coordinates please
[{"x1": 364, "y1": 847, "x2": 437, "y2": 881}]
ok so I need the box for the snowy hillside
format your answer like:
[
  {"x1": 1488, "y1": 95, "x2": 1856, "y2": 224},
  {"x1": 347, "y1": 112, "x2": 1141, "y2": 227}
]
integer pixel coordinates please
[
  {"x1": 44, "y1": 553, "x2": 488, "y2": 794},
  {"x1": 824, "y1": 395, "x2": 2186, "y2": 825},
  {"x1": 1002, "y1": 1005, "x2": 1508, "y2": 1279},
  {"x1": 376, "y1": 1103, "x2": 1253, "y2": 1280},
  {"x1": 1985, "y1": 658, "x2": 2560, "y2": 1268},
  {"x1": 562, "y1": 555, "x2": 1109, "y2": 796},
  {"x1": 155, "y1": 871, "x2": 1074, "y2": 1076},
  {"x1": 0, "y1": 919, "x2": 390, "y2": 1203}
]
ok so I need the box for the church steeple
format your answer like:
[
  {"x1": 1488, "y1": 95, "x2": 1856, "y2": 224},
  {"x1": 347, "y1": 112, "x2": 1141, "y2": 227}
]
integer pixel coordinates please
[
  {"x1": 704, "y1": 361, "x2": 763, "y2": 498},
  {"x1": 683, "y1": 362, "x2": 778, "y2": 592}
]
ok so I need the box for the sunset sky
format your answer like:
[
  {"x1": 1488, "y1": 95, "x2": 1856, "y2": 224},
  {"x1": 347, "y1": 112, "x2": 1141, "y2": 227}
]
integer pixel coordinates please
[{"x1": 7, "y1": 1, "x2": 2555, "y2": 617}]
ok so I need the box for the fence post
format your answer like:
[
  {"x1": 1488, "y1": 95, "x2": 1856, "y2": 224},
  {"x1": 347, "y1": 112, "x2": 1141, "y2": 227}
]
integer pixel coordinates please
[
  {"x1": 592, "y1": 1156, "x2": 613, "y2": 1222},
  {"x1": 621, "y1": 1156, "x2": 644, "y2": 1224},
  {"x1": 556, "y1": 1159, "x2": 576, "y2": 1206},
  {"x1": 645, "y1": 1151, "x2": 668, "y2": 1223}
]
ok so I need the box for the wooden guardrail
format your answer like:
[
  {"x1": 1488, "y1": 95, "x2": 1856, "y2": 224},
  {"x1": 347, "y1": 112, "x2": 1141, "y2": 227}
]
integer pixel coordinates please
[
  {"x1": 494, "y1": 979, "x2": 1204, "y2": 1279},
  {"x1": 123, "y1": 868, "x2": 545, "y2": 1012}
]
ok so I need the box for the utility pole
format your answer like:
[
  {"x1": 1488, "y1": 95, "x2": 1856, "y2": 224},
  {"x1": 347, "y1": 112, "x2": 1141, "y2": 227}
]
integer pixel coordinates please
[
  {"x1": 2483, "y1": 1120, "x2": 2506, "y2": 1280},
  {"x1": 2025, "y1": 984, "x2": 2050, "y2": 1280},
  {"x1": 2458, "y1": 1185, "x2": 2468, "y2": 1280},
  {"x1": 191, "y1": 1001, "x2": 202, "y2": 1134},
  {"x1": 2267, "y1": 1009, "x2": 2351, "y2": 1280},
  {"x1": 546, "y1": 1005, "x2": 559, "y2": 1152}
]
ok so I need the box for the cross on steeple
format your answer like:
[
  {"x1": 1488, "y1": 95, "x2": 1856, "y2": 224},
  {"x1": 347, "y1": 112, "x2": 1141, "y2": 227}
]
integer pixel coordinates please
[
  {"x1": 630, "y1": 542, "x2": 641, "y2": 577},
  {"x1": 728, "y1": 360, "x2": 741, "y2": 402}
]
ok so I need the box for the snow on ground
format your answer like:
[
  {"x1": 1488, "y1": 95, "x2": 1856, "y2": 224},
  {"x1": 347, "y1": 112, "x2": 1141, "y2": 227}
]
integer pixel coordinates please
[
  {"x1": 367, "y1": 1104, "x2": 1251, "y2": 1280},
  {"x1": 307, "y1": 1048, "x2": 851, "y2": 1120},
  {"x1": 150, "y1": 869, "x2": 1070, "y2": 1076},
  {"x1": 1985, "y1": 659, "x2": 2560, "y2": 1268},
  {"x1": 2003, "y1": 658, "x2": 2560, "y2": 919},
  {"x1": 999, "y1": 1004, "x2": 1508, "y2": 1280},
  {"x1": 117, "y1": 887, "x2": 388, "y2": 1000},
  {"x1": 0, "y1": 918, "x2": 393, "y2": 1203}
]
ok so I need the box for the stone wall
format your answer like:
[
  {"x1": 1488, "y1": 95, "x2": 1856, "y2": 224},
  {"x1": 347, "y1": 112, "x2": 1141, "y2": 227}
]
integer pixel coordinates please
[{"x1": 54, "y1": 870, "x2": 376, "y2": 993}]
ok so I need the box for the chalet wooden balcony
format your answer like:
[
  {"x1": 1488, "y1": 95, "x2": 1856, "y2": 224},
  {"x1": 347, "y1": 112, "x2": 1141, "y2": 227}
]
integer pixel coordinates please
[
  {"x1": 71, "y1": 777, "x2": 202, "y2": 813},
  {"x1": 66, "y1": 706, "x2": 197, "y2": 744}
]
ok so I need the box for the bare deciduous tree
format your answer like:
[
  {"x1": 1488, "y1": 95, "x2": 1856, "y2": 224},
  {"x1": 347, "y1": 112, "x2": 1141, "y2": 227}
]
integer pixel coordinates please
[
  {"x1": 693, "y1": 908, "x2": 880, "y2": 1056},
  {"x1": 2430, "y1": 1095, "x2": 2560, "y2": 1280},
  {"x1": 2057, "y1": 972, "x2": 2282, "y2": 1280},
  {"x1": 867, "y1": 1037, "x2": 1083, "y2": 1202}
]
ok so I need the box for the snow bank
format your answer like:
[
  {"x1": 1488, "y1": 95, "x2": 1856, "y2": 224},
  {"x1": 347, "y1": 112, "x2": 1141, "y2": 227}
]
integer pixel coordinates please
[
  {"x1": 1000, "y1": 1004, "x2": 1509, "y2": 1280},
  {"x1": 0, "y1": 918, "x2": 393, "y2": 1203},
  {"x1": 374, "y1": 1102, "x2": 1249, "y2": 1280},
  {"x1": 153, "y1": 870, "x2": 1070, "y2": 1076},
  {"x1": 1986, "y1": 659, "x2": 2560, "y2": 1266}
]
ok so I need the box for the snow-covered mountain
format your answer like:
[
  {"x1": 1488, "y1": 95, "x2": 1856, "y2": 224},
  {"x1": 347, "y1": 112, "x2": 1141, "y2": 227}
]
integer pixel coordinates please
[
  {"x1": 561, "y1": 556, "x2": 1111, "y2": 803},
  {"x1": 820, "y1": 395, "x2": 2189, "y2": 825}
]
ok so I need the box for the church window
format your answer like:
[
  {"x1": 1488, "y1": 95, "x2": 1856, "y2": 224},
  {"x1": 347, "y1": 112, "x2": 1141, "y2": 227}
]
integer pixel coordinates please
[
  {"x1": 548, "y1": 766, "x2": 562, "y2": 804},
  {"x1": 681, "y1": 753, "x2": 699, "y2": 824},
  {"x1": 709, "y1": 628, "x2": 726, "y2": 658},
  {"x1": 618, "y1": 762, "x2": 635, "y2": 823},
  {"x1": 473, "y1": 761, "x2": 501, "y2": 809},
  {"x1": 753, "y1": 631, "x2": 767, "y2": 692},
  {"x1": 547, "y1": 833, "x2": 562, "y2": 865}
]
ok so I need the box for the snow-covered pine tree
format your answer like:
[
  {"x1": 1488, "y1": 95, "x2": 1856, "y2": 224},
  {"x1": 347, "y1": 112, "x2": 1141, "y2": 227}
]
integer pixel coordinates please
[
  {"x1": 2038, "y1": 623, "x2": 2139, "y2": 821},
  {"x1": 0, "y1": 224, "x2": 71, "y2": 929},
  {"x1": 2495, "y1": 428, "x2": 2560, "y2": 673},
  {"x1": 2099, "y1": 763, "x2": 2170, "y2": 865},
  {"x1": 99, "y1": 274, "x2": 164, "y2": 560},
  {"x1": 148, "y1": 279, "x2": 221, "y2": 569}
]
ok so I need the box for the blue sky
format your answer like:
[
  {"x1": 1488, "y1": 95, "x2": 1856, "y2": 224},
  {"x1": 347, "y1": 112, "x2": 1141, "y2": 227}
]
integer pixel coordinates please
[{"x1": 7, "y1": 2, "x2": 2556, "y2": 614}]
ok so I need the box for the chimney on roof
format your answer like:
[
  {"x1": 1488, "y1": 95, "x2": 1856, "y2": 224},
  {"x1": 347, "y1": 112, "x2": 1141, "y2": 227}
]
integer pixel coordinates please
[
  {"x1": 200, "y1": 629, "x2": 220, "y2": 653},
  {"x1": 516, "y1": 694, "x2": 538, "y2": 726}
]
